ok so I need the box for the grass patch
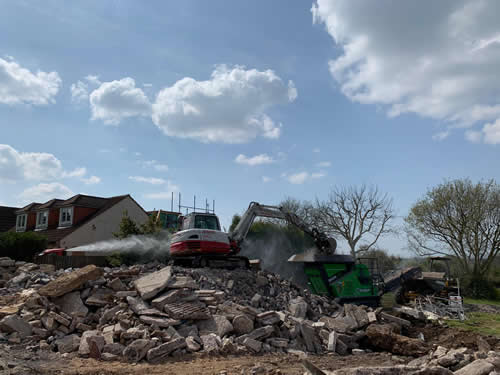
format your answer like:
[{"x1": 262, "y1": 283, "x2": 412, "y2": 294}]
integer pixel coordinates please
[
  {"x1": 463, "y1": 297, "x2": 500, "y2": 306},
  {"x1": 447, "y1": 312, "x2": 500, "y2": 337}
]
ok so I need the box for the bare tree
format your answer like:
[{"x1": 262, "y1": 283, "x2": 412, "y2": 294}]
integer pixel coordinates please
[
  {"x1": 315, "y1": 185, "x2": 395, "y2": 257},
  {"x1": 405, "y1": 179, "x2": 500, "y2": 278}
]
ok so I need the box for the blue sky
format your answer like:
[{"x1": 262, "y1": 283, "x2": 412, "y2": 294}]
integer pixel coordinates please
[{"x1": 1, "y1": 1, "x2": 500, "y2": 256}]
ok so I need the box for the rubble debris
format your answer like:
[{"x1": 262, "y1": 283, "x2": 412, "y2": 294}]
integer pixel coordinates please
[
  {"x1": 133, "y1": 266, "x2": 172, "y2": 300},
  {"x1": 0, "y1": 256, "x2": 497, "y2": 368},
  {"x1": 38, "y1": 265, "x2": 103, "y2": 298},
  {"x1": 366, "y1": 324, "x2": 429, "y2": 356}
]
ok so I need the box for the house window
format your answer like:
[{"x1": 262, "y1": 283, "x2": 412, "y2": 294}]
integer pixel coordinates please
[
  {"x1": 16, "y1": 214, "x2": 27, "y2": 232},
  {"x1": 36, "y1": 211, "x2": 49, "y2": 230},
  {"x1": 59, "y1": 207, "x2": 73, "y2": 227}
]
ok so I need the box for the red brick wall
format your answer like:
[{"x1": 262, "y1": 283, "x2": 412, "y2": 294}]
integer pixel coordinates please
[{"x1": 74, "y1": 207, "x2": 98, "y2": 225}]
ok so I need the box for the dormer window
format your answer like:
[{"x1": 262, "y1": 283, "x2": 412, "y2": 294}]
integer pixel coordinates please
[
  {"x1": 36, "y1": 211, "x2": 49, "y2": 230},
  {"x1": 16, "y1": 214, "x2": 27, "y2": 232},
  {"x1": 59, "y1": 207, "x2": 73, "y2": 227}
]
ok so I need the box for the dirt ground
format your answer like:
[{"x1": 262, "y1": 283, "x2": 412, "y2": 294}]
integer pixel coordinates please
[
  {"x1": 2, "y1": 325, "x2": 499, "y2": 375},
  {"x1": 1, "y1": 347, "x2": 398, "y2": 375}
]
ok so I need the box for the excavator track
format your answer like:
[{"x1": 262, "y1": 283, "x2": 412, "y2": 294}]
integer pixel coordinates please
[{"x1": 172, "y1": 255, "x2": 249, "y2": 269}]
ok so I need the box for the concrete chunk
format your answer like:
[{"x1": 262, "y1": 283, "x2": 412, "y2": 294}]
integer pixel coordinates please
[
  {"x1": 55, "y1": 334, "x2": 80, "y2": 354},
  {"x1": 146, "y1": 337, "x2": 186, "y2": 363},
  {"x1": 232, "y1": 314, "x2": 254, "y2": 335},
  {"x1": 38, "y1": 265, "x2": 103, "y2": 298},
  {"x1": 454, "y1": 359, "x2": 494, "y2": 375},
  {"x1": 133, "y1": 266, "x2": 172, "y2": 300},
  {"x1": 197, "y1": 315, "x2": 233, "y2": 337},
  {"x1": 54, "y1": 291, "x2": 88, "y2": 318},
  {"x1": 0, "y1": 315, "x2": 33, "y2": 338},
  {"x1": 243, "y1": 337, "x2": 262, "y2": 353},
  {"x1": 123, "y1": 339, "x2": 155, "y2": 362}
]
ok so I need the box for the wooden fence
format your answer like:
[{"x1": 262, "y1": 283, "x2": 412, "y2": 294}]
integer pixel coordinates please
[{"x1": 34, "y1": 254, "x2": 108, "y2": 269}]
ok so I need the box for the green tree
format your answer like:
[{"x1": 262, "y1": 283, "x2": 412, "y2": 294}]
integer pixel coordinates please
[
  {"x1": 405, "y1": 179, "x2": 500, "y2": 281},
  {"x1": 113, "y1": 210, "x2": 142, "y2": 239},
  {"x1": 140, "y1": 214, "x2": 162, "y2": 235},
  {"x1": 0, "y1": 231, "x2": 48, "y2": 261},
  {"x1": 229, "y1": 214, "x2": 241, "y2": 233}
]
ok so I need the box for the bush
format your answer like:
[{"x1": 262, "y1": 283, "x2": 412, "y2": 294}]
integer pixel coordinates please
[
  {"x1": 0, "y1": 231, "x2": 48, "y2": 262},
  {"x1": 462, "y1": 276, "x2": 500, "y2": 300}
]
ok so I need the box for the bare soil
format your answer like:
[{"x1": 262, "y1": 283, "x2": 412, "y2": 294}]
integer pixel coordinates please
[
  {"x1": 0, "y1": 346, "x2": 397, "y2": 375},
  {"x1": 3, "y1": 326, "x2": 499, "y2": 375}
]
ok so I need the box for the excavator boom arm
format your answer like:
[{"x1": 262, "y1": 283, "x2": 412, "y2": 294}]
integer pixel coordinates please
[{"x1": 229, "y1": 202, "x2": 336, "y2": 254}]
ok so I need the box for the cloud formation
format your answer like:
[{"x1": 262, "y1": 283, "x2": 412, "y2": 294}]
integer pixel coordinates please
[
  {"x1": 312, "y1": 0, "x2": 500, "y2": 143},
  {"x1": 19, "y1": 182, "x2": 74, "y2": 203},
  {"x1": 129, "y1": 176, "x2": 167, "y2": 185},
  {"x1": 0, "y1": 57, "x2": 61, "y2": 105},
  {"x1": 0, "y1": 144, "x2": 100, "y2": 184},
  {"x1": 234, "y1": 153, "x2": 275, "y2": 166},
  {"x1": 90, "y1": 77, "x2": 151, "y2": 125},
  {"x1": 152, "y1": 65, "x2": 296, "y2": 143},
  {"x1": 284, "y1": 171, "x2": 326, "y2": 185}
]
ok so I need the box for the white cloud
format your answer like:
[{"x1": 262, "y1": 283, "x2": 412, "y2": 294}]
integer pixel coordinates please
[
  {"x1": 90, "y1": 77, "x2": 151, "y2": 125},
  {"x1": 287, "y1": 172, "x2": 309, "y2": 185},
  {"x1": 85, "y1": 75, "x2": 101, "y2": 85},
  {"x1": 284, "y1": 171, "x2": 326, "y2": 184},
  {"x1": 313, "y1": 148, "x2": 320, "y2": 153},
  {"x1": 317, "y1": 161, "x2": 331, "y2": 168},
  {"x1": 70, "y1": 80, "x2": 89, "y2": 104},
  {"x1": 262, "y1": 176, "x2": 272, "y2": 183},
  {"x1": 143, "y1": 181, "x2": 180, "y2": 199},
  {"x1": 312, "y1": 0, "x2": 500, "y2": 141},
  {"x1": 0, "y1": 57, "x2": 61, "y2": 106},
  {"x1": 19, "y1": 183, "x2": 74, "y2": 203},
  {"x1": 142, "y1": 160, "x2": 169, "y2": 172},
  {"x1": 311, "y1": 172, "x2": 326, "y2": 179},
  {"x1": 432, "y1": 131, "x2": 450, "y2": 142},
  {"x1": 483, "y1": 118, "x2": 500, "y2": 144},
  {"x1": 129, "y1": 176, "x2": 167, "y2": 185},
  {"x1": 0, "y1": 144, "x2": 99, "y2": 184},
  {"x1": 134, "y1": 152, "x2": 142, "y2": 157},
  {"x1": 63, "y1": 167, "x2": 87, "y2": 178},
  {"x1": 465, "y1": 130, "x2": 482, "y2": 143},
  {"x1": 152, "y1": 65, "x2": 296, "y2": 143},
  {"x1": 234, "y1": 153, "x2": 275, "y2": 166},
  {"x1": 143, "y1": 83, "x2": 153, "y2": 88},
  {"x1": 82, "y1": 175, "x2": 101, "y2": 185}
]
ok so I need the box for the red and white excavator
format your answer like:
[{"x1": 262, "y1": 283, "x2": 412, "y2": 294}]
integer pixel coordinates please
[{"x1": 169, "y1": 201, "x2": 337, "y2": 268}]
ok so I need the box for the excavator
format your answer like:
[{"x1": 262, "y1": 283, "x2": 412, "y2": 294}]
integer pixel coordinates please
[{"x1": 170, "y1": 202, "x2": 382, "y2": 305}]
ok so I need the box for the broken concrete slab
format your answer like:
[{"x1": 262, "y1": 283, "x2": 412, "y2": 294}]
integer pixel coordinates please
[
  {"x1": 379, "y1": 312, "x2": 411, "y2": 328},
  {"x1": 232, "y1": 314, "x2": 254, "y2": 335},
  {"x1": 78, "y1": 330, "x2": 100, "y2": 356},
  {"x1": 38, "y1": 265, "x2": 103, "y2": 298},
  {"x1": 108, "y1": 278, "x2": 127, "y2": 292},
  {"x1": 139, "y1": 315, "x2": 180, "y2": 328},
  {"x1": 123, "y1": 339, "x2": 155, "y2": 362},
  {"x1": 146, "y1": 337, "x2": 186, "y2": 363},
  {"x1": 0, "y1": 315, "x2": 33, "y2": 338},
  {"x1": 289, "y1": 297, "x2": 308, "y2": 319},
  {"x1": 53, "y1": 291, "x2": 88, "y2": 318},
  {"x1": 55, "y1": 334, "x2": 80, "y2": 354},
  {"x1": 453, "y1": 359, "x2": 494, "y2": 375},
  {"x1": 167, "y1": 276, "x2": 198, "y2": 289},
  {"x1": 197, "y1": 315, "x2": 233, "y2": 337},
  {"x1": 256, "y1": 311, "x2": 281, "y2": 326},
  {"x1": 201, "y1": 334, "x2": 220, "y2": 354},
  {"x1": 133, "y1": 266, "x2": 172, "y2": 300},
  {"x1": 163, "y1": 301, "x2": 210, "y2": 320},
  {"x1": 243, "y1": 337, "x2": 262, "y2": 353}
]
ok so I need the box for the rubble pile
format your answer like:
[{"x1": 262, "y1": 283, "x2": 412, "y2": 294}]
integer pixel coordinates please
[{"x1": 0, "y1": 256, "x2": 499, "y2": 373}]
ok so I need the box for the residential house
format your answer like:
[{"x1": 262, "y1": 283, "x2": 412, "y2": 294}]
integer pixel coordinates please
[
  {"x1": 13, "y1": 194, "x2": 149, "y2": 249},
  {"x1": 0, "y1": 206, "x2": 19, "y2": 232}
]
